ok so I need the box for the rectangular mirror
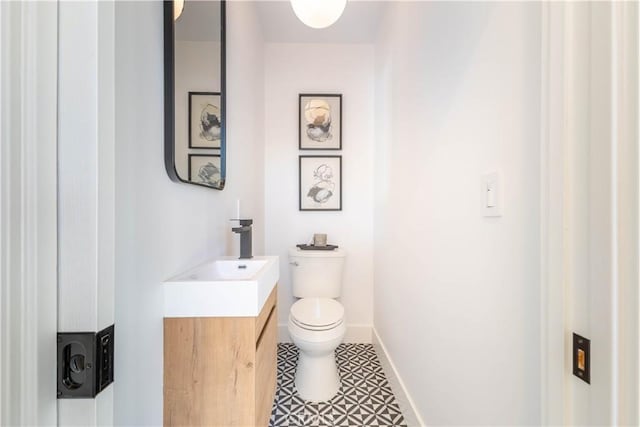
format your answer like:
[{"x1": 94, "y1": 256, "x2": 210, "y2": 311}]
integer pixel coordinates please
[{"x1": 164, "y1": 0, "x2": 226, "y2": 190}]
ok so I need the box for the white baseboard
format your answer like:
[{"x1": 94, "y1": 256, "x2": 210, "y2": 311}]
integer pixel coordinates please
[
  {"x1": 278, "y1": 324, "x2": 372, "y2": 343},
  {"x1": 373, "y1": 328, "x2": 425, "y2": 427}
]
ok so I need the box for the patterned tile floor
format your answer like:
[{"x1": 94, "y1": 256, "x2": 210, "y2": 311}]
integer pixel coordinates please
[{"x1": 269, "y1": 343, "x2": 407, "y2": 427}]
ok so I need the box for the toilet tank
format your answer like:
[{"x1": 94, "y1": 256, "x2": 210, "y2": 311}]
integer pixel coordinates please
[{"x1": 288, "y1": 248, "x2": 346, "y2": 298}]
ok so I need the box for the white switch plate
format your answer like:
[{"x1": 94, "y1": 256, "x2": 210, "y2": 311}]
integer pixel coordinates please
[{"x1": 482, "y1": 171, "x2": 502, "y2": 217}]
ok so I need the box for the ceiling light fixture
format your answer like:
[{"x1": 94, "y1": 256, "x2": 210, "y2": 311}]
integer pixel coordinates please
[
  {"x1": 174, "y1": 0, "x2": 185, "y2": 21},
  {"x1": 290, "y1": 0, "x2": 347, "y2": 29}
]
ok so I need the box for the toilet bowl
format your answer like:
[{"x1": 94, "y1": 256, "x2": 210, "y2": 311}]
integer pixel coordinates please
[{"x1": 288, "y1": 297, "x2": 346, "y2": 402}]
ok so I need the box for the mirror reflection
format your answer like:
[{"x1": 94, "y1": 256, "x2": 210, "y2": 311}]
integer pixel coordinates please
[{"x1": 165, "y1": 0, "x2": 226, "y2": 190}]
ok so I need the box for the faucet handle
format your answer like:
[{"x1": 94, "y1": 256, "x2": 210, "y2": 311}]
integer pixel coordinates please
[{"x1": 230, "y1": 218, "x2": 253, "y2": 226}]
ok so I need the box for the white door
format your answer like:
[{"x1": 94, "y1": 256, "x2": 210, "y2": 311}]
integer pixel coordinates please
[
  {"x1": 0, "y1": 1, "x2": 116, "y2": 425},
  {"x1": 57, "y1": 0, "x2": 116, "y2": 423}
]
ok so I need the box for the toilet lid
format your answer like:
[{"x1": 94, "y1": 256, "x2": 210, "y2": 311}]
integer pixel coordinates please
[{"x1": 290, "y1": 298, "x2": 344, "y2": 329}]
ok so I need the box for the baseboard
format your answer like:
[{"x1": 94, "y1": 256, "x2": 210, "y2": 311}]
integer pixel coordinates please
[
  {"x1": 372, "y1": 328, "x2": 425, "y2": 427},
  {"x1": 278, "y1": 324, "x2": 372, "y2": 343}
]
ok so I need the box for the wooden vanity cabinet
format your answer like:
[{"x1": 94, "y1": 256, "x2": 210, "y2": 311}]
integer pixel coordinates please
[{"x1": 164, "y1": 286, "x2": 278, "y2": 427}]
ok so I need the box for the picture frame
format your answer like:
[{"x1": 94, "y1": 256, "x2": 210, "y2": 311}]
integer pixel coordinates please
[
  {"x1": 189, "y1": 92, "x2": 222, "y2": 149},
  {"x1": 299, "y1": 155, "x2": 342, "y2": 211},
  {"x1": 189, "y1": 154, "x2": 222, "y2": 187},
  {"x1": 299, "y1": 94, "x2": 342, "y2": 150}
]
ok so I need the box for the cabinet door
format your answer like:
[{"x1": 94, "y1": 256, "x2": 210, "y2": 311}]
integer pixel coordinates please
[
  {"x1": 255, "y1": 305, "x2": 277, "y2": 426},
  {"x1": 164, "y1": 317, "x2": 255, "y2": 427}
]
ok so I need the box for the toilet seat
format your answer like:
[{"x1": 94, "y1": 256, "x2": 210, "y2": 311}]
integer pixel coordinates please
[{"x1": 290, "y1": 298, "x2": 344, "y2": 331}]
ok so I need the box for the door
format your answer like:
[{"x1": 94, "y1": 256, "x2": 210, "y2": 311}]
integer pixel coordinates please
[
  {"x1": 0, "y1": 1, "x2": 116, "y2": 425},
  {"x1": 57, "y1": 0, "x2": 116, "y2": 424}
]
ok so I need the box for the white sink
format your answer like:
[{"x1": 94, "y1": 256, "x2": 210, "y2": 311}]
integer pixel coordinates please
[
  {"x1": 163, "y1": 256, "x2": 279, "y2": 317},
  {"x1": 179, "y1": 259, "x2": 269, "y2": 281}
]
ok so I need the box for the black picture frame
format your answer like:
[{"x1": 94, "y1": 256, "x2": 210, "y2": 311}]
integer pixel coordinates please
[
  {"x1": 188, "y1": 91, "x2": 222, "y2": 149},
  {"x1": 188, "y1": 154, "x2": 222, "y2": 188},
  {"x1": 299, "y1": 155, "x2": 342, "y2": 211},
  {"x1": 299, "y1": 94, "x2": 342, "y2": 150}
]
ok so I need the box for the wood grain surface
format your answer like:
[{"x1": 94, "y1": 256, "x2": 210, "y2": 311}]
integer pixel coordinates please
[{"x1": 164, "y1": 285, "x2": 278, "y2": 426}]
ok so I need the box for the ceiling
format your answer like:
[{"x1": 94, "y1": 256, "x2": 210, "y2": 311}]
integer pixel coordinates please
[
  {"x1": 255, "y1": 1, "x2": 387, "y2": 44},
  {"x1": 175, "y1": 1, "x2": 222, "y2": 42}
]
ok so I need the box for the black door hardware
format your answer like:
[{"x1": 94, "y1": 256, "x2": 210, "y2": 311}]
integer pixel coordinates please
[{"x1": 57, "y1": 324, "x2": 114, "y2": 398}]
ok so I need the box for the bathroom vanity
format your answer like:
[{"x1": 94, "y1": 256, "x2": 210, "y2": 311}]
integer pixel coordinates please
[{"x1": 162, "y1": 257, "x2": 279, "y2": 426}]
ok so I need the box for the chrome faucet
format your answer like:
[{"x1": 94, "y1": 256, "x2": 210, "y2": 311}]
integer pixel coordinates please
[{"x1": 231, "y1": 219, "x2": 253, "y2": 259}]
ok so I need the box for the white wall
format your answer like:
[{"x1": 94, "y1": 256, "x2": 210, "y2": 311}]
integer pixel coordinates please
[
  {"x1": 114, "y1": 1, "x2": 264, "y2": 424},
  {"x1": 264, "y1": 43, "x2": 375, "y2": 341},
  {"x1": 373, "y1": 3, "x2": 542, "y2": 425}
]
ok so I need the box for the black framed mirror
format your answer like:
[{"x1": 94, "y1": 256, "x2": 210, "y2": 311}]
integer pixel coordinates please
[{"x1": 164, "y1": 0, "x2": 226, "y2": 190}]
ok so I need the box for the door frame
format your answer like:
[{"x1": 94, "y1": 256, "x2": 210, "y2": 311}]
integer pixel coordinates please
[
  {"x1": 539, "y1": 3, "x2": 568, "y2": 425},
  {"x1": 540, "y1": 2, "x2": 639, "y2": 425},
  {"x1": 0, "y1": 1, "x2": 58, "y2": 425}
]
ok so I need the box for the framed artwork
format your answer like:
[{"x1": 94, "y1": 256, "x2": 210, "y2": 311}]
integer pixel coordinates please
[
  {"x1": 299, "y1": 155, "x2": 342, "y2": 211},
  {"x1": 189, "y1": 154, "x2": 222, "y2": 187},
  {"x1": 189, "y1": 92, "x2": 221, "y2": 149},
  {"x1": 299, "y1": 94, "x2": 342, "y2": 150}
]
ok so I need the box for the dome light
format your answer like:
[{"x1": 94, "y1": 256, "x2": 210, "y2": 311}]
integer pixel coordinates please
[
  {"x1": 174, "y1": 0, "x2": 184, "y2": 21},
  {"x1": 290, "y1": 0, "x2": 347, "y2": 29}
]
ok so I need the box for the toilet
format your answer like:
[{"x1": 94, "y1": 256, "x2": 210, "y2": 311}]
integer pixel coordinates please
[{"x1": 288, "y1": 247, "x2": 346, "y2": 402}]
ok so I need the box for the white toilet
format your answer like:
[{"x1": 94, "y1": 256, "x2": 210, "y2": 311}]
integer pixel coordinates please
[{"x1": 288, "y1": 247, "x2": 346, "y2": 402}]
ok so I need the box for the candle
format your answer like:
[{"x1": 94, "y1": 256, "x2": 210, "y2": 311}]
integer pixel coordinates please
[{"x1": 236, "y1": 199, "x2": 241, "y2": 219}]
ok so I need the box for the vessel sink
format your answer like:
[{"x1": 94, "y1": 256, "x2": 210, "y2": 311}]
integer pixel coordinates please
[{"x1": 163, "y1": 256, "x2": 279, "y2": 317}]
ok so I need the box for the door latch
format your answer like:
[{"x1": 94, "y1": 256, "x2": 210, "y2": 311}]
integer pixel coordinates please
[
  {"x1": 57, "y1": 325, "x2": 114, "y2": 398},
  {"x1": 572, "y1": 332, "x2": 590, "y2": 384}
]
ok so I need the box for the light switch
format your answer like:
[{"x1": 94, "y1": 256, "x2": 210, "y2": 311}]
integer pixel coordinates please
[
  {"x1": 482, "y1": 172, "x2": 502, "y2": 217},
  {"x1": 487, "y1": 185, "x2": 496, "y2": 207}
]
